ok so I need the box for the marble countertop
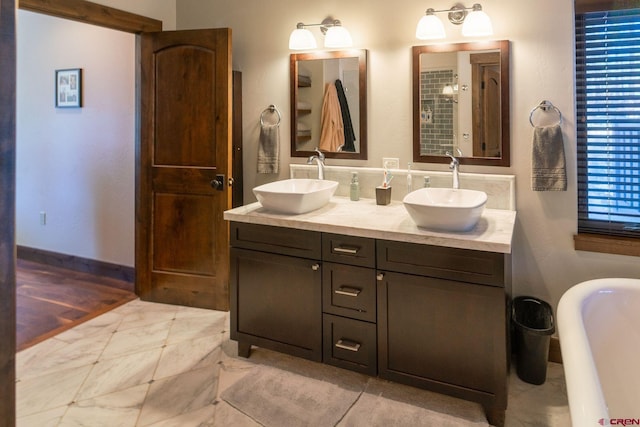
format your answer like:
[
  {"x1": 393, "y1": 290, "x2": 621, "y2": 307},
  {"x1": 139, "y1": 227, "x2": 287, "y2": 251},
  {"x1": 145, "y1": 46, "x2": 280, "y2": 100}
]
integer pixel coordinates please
[{"x1": 224, "y1": 196, "x2": 516, "y2": 254}]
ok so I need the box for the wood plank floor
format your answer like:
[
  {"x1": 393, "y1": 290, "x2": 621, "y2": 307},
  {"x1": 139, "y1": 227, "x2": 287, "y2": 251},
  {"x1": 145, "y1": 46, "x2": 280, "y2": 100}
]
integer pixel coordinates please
[{"x1": 16, "y1": 259, "x2": 137, "y2": 352}]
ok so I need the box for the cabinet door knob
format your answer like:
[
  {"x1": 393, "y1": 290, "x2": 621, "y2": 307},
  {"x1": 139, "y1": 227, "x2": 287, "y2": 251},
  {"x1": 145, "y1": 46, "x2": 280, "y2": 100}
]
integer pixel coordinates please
[
  {"x1": 311, "y1": 264, "x2": 320, "y2": 271},
  {"x1": 376, "y1": 273, "x2": 385, "y2": 281}
]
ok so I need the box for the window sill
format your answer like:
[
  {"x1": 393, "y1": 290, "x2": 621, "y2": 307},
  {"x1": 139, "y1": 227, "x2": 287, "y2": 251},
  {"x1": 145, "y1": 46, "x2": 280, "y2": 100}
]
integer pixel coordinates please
[{"x1": 574, "y1": 233, "x2": 640, "y2": 257}]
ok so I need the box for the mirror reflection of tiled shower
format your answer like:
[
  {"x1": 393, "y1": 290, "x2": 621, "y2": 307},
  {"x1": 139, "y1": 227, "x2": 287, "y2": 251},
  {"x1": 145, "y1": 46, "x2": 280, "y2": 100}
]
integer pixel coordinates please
[{"x1": 419, "y1": 69, "x2": 456, "y2": 155}]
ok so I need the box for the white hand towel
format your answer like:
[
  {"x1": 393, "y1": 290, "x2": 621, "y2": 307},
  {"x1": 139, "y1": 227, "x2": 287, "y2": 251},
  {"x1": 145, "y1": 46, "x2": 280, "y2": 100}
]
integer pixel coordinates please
[
  {"x1": 532, "y1": 124, "x2": 567, "y2": 191},
  {"x1": 257, "y1": 124, "x2": 279, "y2": 174}
]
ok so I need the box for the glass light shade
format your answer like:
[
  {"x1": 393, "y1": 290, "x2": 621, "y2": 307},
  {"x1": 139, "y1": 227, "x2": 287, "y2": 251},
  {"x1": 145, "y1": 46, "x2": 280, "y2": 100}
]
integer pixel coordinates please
[
  {"x1": 416, "y1": 14, "x2": 446, "y2": 40},
  {"x1": 289, "y1": 28, "x2": 317, "y2": 50},
  {"x1": 442, "y1": 84, "x2": 454, "y2": 95},
  {"x1": 462, "y1": 9, "x2": 493, "y2": 37},
  {"x1": 324, "y1": 25, "x2": 353, "y2": 48}
]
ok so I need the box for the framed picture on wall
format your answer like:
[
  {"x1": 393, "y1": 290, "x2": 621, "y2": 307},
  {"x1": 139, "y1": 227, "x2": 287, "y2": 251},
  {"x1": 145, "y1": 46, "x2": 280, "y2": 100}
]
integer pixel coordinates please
[{"x1": 55, "y1": 68, "x2": 82, "y2": 108}]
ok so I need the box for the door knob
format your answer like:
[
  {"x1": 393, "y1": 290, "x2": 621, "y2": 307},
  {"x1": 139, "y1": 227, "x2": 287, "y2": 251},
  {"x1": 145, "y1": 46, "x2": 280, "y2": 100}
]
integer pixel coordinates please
[{"x1": 210, "y1": 174, "x2": 225, "y2": 191}]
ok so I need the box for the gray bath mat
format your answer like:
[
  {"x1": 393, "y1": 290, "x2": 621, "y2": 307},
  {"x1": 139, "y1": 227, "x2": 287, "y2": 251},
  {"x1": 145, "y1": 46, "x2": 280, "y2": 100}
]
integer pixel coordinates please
[
  {"x1": 341, "y1": 378, "x2": 490, "y2": 427},
  {"x1": 221, "y1": 348, "x2": 489, "y2": 427},
  {"x1": 221, "y1": 364, "x2": 362, "y2": 426}
]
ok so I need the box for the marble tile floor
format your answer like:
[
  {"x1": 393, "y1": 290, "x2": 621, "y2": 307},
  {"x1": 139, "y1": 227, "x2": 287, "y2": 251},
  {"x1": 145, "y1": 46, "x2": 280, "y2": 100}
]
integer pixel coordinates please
[{"x1": 16, "y1": 299, "x2": 571, "y2": 426}]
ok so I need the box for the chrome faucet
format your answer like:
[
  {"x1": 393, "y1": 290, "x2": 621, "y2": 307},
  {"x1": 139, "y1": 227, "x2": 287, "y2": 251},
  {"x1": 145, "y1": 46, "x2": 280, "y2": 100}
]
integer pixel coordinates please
[
  {"x1": 307, "y1": 148, "x2": 325, "y2": 180},
  {"x1": 446, "y1": 150, "x2": 461, "y2": 189}
]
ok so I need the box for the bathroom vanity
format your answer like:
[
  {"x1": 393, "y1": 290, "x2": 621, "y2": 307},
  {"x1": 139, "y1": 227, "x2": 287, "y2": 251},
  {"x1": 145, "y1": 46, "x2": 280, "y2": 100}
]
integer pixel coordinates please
[{"x1": 224, "y1": 197, "x2": 515, "y2": 426}]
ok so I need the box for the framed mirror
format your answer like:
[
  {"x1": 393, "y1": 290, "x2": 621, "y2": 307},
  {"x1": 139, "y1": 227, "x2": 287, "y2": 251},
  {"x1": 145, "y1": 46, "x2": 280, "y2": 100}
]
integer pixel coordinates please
[
  {"x1": 413, "y1": 40, "x2": 510, "y2": 166},
  {"x1": 290, "y1": 49, "x2": 368, "y2": 159}
]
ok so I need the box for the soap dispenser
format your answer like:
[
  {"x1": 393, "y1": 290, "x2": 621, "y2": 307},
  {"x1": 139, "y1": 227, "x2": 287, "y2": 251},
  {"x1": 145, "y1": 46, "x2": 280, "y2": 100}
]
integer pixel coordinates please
[{"x1": 350, "y1": 171, "x2": 360, "y2": 201}]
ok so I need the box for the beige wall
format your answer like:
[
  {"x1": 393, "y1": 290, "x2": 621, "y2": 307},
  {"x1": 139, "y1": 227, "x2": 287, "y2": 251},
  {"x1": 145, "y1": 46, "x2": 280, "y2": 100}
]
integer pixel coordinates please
[
  {"x1": 176, "y1": 0, "x2": 640, "y2": 313},
  {"x1": 17, "y1": 10, "x2": 136, "y2": 266}
]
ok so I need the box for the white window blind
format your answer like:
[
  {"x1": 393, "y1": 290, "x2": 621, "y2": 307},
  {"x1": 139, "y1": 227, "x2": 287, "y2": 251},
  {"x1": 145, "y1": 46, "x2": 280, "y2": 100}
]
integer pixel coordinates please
[{"x1": 576, "y1": 8, "x2": 640, "y2": 237}]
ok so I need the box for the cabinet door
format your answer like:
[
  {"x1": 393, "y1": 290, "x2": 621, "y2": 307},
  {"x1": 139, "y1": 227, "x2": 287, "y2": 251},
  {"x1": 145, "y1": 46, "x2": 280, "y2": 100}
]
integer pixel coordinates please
[
  {"x1": 377, "y1": 271, "x2": 507, "y2": 407},
  {"x1": 230, "y1": 248, "x2": 322, "y2": 361}
]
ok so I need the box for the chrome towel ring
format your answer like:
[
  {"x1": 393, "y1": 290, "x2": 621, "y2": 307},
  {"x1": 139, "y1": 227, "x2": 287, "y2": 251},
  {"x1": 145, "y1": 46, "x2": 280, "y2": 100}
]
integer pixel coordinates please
[
  {"x1": 260, "y1": 104, "x2": 281, "y2": 126},
  {"x1": 529, "y1": 100, "x2": 562, "y2": 127}
]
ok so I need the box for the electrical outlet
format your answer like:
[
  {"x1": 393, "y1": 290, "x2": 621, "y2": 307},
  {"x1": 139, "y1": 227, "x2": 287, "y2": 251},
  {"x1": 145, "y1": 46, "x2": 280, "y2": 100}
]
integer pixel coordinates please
[
  {"x1": 40, "y1": 211, "x2": 46, "y2": 226},
  {"x1": 382, "y1": 157, "x2": 399, "y2": 169}
]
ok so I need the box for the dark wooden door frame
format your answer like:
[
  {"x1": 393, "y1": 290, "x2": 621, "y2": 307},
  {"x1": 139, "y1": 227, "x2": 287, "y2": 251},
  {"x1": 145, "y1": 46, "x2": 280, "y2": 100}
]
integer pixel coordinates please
[
  {"x1": 1, "y1": 0, "x2": 17, "y2": 423},
  {"x1": 1, "y1": 0, "x2": 161, "y2": 423},
  {"x1": 18, "y1": 0, "x2": 162, "y2": 33}
]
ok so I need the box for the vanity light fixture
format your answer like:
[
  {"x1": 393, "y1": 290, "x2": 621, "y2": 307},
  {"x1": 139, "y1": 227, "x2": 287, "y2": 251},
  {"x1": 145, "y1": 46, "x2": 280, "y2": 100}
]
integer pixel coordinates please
[
  {"x1": 442, "y1": 74, "x2": 459, "y2": 102},
  {"x1": 442, "y1": 74, "x2": 459, "y2": 95},
  {"x1": 442, "y1": 84, "x2": 455, "y2": 95},
  {"x1": 289, "y1": 24, "x2": 317, "y2": 50},
  {"x1": 416, "y1": 3, "x2": 493, "y2": 40},
  {"x1": 441, "y1": 84, "x2": 458, "y2": 103},
  {"x1": 289, "y1": 17, "x2": 353, "y2": 50},
  {"x1": 416, "y1": 9, "x2": 446, "y2": 40}
]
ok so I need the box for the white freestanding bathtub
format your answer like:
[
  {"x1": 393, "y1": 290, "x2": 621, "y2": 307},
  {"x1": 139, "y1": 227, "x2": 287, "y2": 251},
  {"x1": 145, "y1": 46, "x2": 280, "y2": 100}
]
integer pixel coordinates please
[{"x1": 558, "y1": 278, "x2": 640, "y2": 426}]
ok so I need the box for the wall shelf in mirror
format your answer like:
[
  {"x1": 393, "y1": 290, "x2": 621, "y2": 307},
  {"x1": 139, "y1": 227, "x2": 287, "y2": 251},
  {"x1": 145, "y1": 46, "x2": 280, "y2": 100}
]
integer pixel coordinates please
[
  {"x1": 290, "y1": 49, "x2": 368, "y2": 160},
  {"x1": 413, "y1": 40, "x2": 510, "y2": 166}
]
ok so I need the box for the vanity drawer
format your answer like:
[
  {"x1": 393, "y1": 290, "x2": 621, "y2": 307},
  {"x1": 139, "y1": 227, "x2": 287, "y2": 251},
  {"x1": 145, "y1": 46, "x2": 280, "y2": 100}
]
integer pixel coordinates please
[
  {"x1": 377, "y1": 240, "x2": 506, "y2": 287},
  {"x1": 230, "y1": 222, "x2": 321, "y2": 259},
  {"x1": 323, "y1": 314, "x2": 377, "y2": 376},
  {"x1": 322, "y1": 233, "x2": 375, "y2": 268},
  {"x1": 323, "y1": 263, "x2": 376, "y2": 323}
]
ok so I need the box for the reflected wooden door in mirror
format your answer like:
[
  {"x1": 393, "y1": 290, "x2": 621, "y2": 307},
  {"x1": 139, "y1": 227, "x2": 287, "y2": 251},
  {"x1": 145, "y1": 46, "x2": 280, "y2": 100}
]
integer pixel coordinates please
[
  {"x1": 413, "y1": 41, "x2": 510, "y2": 166},
  {"x1": 290, "y1": 49, "x2": 367, "y2": 160}
]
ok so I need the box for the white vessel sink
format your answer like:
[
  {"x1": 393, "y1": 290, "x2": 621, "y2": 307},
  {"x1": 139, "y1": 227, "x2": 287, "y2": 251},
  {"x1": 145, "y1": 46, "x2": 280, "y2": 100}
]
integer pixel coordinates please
[
  {"x1": 253, "y1": 179, "x2": 338, "y2": 214},
  {"x1": 403, "y1": 187, "x2": 487, "y2": 232}
]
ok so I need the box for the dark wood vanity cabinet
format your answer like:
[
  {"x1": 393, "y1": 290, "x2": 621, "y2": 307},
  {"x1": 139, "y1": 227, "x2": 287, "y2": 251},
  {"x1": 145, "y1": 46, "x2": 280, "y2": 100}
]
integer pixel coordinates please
[
  {"x1": 377, "y1": 240, "x2": 511, "y2": 424},
  {"x1": 321, "y1": 233, "x2": 378, "y2": 375},
  {"x1": 229, "y1": 222, "x2": 511, "y2": 426},
  {"x1": 378, "y1": 272, "x2": 507, "y2": 403},
  {"x1": 229, "y1": 223, "x2": 323, "y2": 361}
]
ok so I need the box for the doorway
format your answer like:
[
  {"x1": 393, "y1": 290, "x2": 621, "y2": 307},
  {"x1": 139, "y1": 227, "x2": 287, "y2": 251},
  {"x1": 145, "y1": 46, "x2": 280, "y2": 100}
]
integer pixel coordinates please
[
  {"x1": 16, "y1": 10, "x2": 137, "y2": 271},
  {"x1": 1, "y1": 1, "x2": 162, "y2": 423},
  {"x1": 470, "y1": 52, "x2": 501, "y2": 158}
]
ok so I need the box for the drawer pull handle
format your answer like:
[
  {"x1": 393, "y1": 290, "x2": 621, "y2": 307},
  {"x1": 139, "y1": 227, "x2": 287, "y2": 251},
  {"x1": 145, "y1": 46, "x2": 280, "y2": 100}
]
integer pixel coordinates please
[
  {"x1": 335, "y1": 286, "x2": 361, "y2": 297},
  {"x1": 335, "y1": 339, "x2": 361, "y2": 352},
  {"x1": 333, "y1": 246, "x2": 359, "y2": 255},
  {"x1": 376, "y1": 273, "x2": 385, "y2": 281},
  {"x1": 311, "y1": 264, "x2": 320, "y2": 271}
]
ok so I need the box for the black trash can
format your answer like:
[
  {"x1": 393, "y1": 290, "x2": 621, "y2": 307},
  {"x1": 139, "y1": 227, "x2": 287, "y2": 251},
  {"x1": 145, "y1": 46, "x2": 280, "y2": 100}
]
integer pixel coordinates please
[{"x1": 512, "y1": 296, "x2": 555, "y2": 385}]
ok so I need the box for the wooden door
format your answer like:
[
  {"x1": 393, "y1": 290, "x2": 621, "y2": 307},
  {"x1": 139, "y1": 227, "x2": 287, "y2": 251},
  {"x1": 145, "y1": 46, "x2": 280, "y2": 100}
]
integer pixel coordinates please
[
  {"x1": 481, "y1": 66, "x2": 501, "y2": 157},
  {"x1": 471, "y1": 52, "x2": 501, "y2": 158},
  {"x1": 137, "y1": 29, "x2": 232, "y2": 310}
]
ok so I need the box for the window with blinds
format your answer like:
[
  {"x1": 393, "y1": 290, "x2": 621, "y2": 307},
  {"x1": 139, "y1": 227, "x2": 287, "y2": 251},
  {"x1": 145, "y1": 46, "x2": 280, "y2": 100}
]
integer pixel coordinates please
[{"x1": 575, "y1": 8, "x2": 640, "y2": 237}]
